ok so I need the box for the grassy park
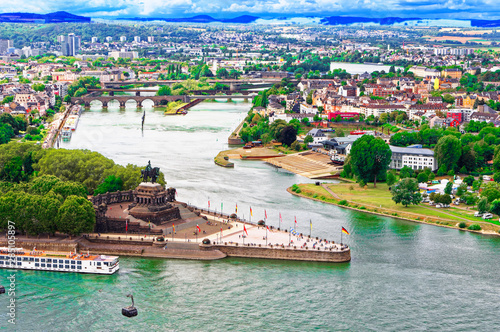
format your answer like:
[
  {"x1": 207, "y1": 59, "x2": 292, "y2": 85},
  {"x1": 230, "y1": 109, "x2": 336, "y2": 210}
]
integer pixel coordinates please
[{"x1": 291, "y1": 182, "x2": 500, "y2": 233}]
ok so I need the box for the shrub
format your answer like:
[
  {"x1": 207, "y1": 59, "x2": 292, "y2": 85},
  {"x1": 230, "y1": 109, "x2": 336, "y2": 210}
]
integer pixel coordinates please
[
  {"x1": 339, "y1": 200, "x2": 348, "y2": 206},
  {"x1": 467, "y1": 223, "x2": 482, "y2": 231},
  {"x1": 313, "y1": 194, "x2": 318, "y2": 198},
  {"x1": 295, "y1": 188, "x2": 301, "y2": 193},
  {"x1": 359, "y1": 206, "x2": 366, "y2": 210},
  {"x1": 458, "y1": 222, "x2": 467, "y2": 228}
]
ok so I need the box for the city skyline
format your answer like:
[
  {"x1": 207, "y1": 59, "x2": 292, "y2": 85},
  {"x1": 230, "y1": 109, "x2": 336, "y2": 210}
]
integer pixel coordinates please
[{"x1": 0, "y1": 0, "x2": 499, "y2": 20}]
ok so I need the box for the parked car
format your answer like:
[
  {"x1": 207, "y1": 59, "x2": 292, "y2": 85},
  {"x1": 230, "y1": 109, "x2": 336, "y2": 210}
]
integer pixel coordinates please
[
  {"x1": 435, "y1": 204, "x2": 442, "y2": 208},
  {"x1": 474, "y1": 212, "x2": 483, "y2": 217},
  {"x1": 429, "y1": 201, "x2": 436, "y2": 206},
  {"x1": 482, "y1": 213, "x2": 493, "y2": 219}
]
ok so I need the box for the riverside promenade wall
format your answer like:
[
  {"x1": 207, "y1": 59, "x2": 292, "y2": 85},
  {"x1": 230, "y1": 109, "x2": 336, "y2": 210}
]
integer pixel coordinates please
[
  {"x1": 0, "y1": 238, "x2": 78, "y2": 252},
  {"x1": 201, "y1": 243, "x2": 351, "y2": 263}
]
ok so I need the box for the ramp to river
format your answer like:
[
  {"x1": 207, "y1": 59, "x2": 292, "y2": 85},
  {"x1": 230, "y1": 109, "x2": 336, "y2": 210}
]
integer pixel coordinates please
[{"x1": 265, "y1": 151, "x2": 342, "y2": 179}]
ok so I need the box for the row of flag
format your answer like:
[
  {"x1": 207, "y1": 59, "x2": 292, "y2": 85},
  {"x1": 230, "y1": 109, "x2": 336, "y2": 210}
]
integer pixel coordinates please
[{"x1": 209, "y1": 200, "x2": 351, "y2": 234}]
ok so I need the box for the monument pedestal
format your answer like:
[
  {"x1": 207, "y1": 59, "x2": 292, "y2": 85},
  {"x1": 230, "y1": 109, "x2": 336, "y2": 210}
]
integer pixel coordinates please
[{"x1": 128, "y1": 182, "x2": 180, "y2": 225}]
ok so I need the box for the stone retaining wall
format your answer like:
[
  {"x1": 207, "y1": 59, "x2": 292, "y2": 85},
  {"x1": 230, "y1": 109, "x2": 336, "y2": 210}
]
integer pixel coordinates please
[
  {"x1": 203, "y1": 244, "x2": 351, "y2": 263},
  {"x1": 0, "y1": 239, "x2": 78, "y2": 252}
]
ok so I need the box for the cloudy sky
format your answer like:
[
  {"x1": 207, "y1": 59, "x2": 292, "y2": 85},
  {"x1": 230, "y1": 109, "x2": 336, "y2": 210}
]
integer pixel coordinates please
[{"x1": 0, "y1": 0, "x2": 499, "y2": 20}]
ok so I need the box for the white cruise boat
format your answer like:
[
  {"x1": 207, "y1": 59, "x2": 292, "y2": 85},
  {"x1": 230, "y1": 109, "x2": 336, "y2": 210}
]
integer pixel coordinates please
[
  {"x1": 61, "y1": 126, "x2": 72, "y2": 140},
  {"x1": 66, "y1": 115, "x2": 79, "y2": 131},
  {"x1": 0, "y1": 248, "x2": 119, "y2": 275}
]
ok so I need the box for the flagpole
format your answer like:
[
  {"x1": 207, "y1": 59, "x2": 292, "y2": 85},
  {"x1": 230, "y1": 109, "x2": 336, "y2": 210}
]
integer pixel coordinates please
[
  {"x1": 310, "y1": 219, "x2": 312, "y2": 238},
  {"x1": 341, "y1": 228, "x2": 342, "y2": 245},
  {"x1": 266, "y1": 227, "x2": 268, "y2": 247}
]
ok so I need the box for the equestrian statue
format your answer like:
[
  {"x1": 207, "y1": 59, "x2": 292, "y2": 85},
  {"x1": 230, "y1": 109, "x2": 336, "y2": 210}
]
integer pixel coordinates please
[{"x1": 140, "y1": 160, "x2": 160, "y2": 183}]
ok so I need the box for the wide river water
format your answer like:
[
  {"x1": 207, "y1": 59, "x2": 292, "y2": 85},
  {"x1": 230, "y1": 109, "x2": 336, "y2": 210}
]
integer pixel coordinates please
[{"x1": 1, "y1": 100, "x2": 499, "y2": 331}]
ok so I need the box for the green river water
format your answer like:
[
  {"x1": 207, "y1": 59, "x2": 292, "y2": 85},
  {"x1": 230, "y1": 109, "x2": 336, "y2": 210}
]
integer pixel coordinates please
[{"x1": 1, "y1": 100, "x2": 499, "y2": 331}]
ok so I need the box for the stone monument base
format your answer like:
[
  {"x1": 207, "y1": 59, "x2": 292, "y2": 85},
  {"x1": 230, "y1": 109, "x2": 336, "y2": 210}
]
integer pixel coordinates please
[{"x1": 128, "y1": 182, "x2": 181, "y2": 225}]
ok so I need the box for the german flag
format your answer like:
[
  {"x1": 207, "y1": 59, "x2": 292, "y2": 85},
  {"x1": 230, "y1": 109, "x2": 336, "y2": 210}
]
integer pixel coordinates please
[{"x1": 342, "y1": 227, "x2": 350, "y2": 235}]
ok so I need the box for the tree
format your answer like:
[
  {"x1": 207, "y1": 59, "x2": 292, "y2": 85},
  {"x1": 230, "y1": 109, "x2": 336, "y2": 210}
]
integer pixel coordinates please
[
  {"x1": 51, "y1": 181, "x2": 87, "y2": 199},
  {"x1": 304, "y1": 135, "x2": 313, "y2": 144},
  {"x1": 379, "y1": 113, "x2": 388, "y2": 123},
  {"x1": 444, "y1": 181, "x2": 453, "y2": 195},
  {"x1": 94, "y1": 175, "x2": 123, "y2": 195},
  {"x1": 490, "y1": 199, "x2": 500, "y2": 215},
  {"x1": 32, "y1": 83, "x2": 45, "y2": 92},
  {"x1": 391, "y1": 178, "x2": 422, "y2": 207},
  {"x1": 350, "y1": 135, "x2": 392, "y2": 187},
  {"x1": 477, "y1": 197, "x2": 490, "y2": 213},
  {"x1": 463, "y1": 192, "x2": 478, "y2": 205},
  {"x1": 278, "y1": 126, "x2": 297, "y2": 147},
  {"x1": 216, "y1": 68, "x2": 229, "y2": 79},
  {"x1": 1, "y1": 96, "x2": 13, "y2": 104},
  {"x1": 417, "y1": 172, "x2": 428, "y2": 183},
  {"x1": 435, "y1": 135, "x2": 461, "y2": 172},
  {"x1": 56, "y1": 195, "x2": 96, "y2": 236},
  {"x1": 386, "y1": 170, "x2": 397, "y2": 186},
  {"x1": 157, "y1": 85, "x2": 172, "y2": 96},
  {"x1": 481, "y1": 187, "x2": 500, "y2": 203},
  {"x1": 463, "y1": 175, "x2": 474, "y2": 186},
  {"x1": 0, "y1": 123, "x2": 14, "y2": 145},
  {"x1": 440, "y1": 194, "x2": 452, "y2": 205},
  {"x1": 0, "y1": 156, "x2": 27, "y2": 183},
  {"x1": 442, "y1": 94, "x2": 455, "y2": 104},
  {"x1": 456, "y1": 183, "x2": 467, "y2": 196},
  {"x1": 400, "y1": 166, "x2": 414, "y2": 179},
  {"x1": 306, "y1": 90, "x2": 314, "y2": 105}
]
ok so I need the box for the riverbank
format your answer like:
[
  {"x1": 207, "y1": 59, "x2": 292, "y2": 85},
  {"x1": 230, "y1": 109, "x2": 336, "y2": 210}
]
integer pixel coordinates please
[
  {"x1": 289, "y1": 183, "x2": 500, "y2": 236},
  {"x1": 0, "y1": 201, "x2": 350, "y2": 263}
]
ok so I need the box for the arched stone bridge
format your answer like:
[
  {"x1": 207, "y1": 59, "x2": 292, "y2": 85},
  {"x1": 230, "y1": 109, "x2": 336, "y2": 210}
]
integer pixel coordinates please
[
  {"x1": 72, "y1": 95, "x2": 190, "y2": 108},
  {"x1": 72, "y1": 90, "x2": 258, "y2": 108}
]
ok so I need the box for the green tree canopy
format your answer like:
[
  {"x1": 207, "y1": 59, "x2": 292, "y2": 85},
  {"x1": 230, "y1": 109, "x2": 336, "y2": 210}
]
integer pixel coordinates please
[
  {"x1": 32, "y1": 83, "x2": 45, "y2": 92},
  {"x1": 386, "y1": 170, "x2": 397, "y2": 186},
  {"x1": 391, "y1": 178, "x2": 422, "y2": 207},
  {"x1": 435, "y1": 135, "x2": 461, "y2": 172},
  {"x1": 94, "y1": 175, "x2": 123, "y2": 195},
  {"x1": 56, "y1": 195, "x2": 95, "y2": 236},
  {"x1": 490, "y1": 199, "x2": 500, "y2": 215},
  {"x1": 349, "y1": 135, "x2": 392, "y2": 187},
  {"x1": 156, "y1": 85, "x2": 172, "y2": 96},
  {"x1": 477, "y1": 197, "x2": 490, "y2": 213}
]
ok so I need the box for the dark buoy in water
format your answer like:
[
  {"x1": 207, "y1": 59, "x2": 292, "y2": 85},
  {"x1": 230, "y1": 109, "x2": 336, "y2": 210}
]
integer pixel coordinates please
[
  {"x1": 0, "y1": 286, "x2": 5, "y2": 294},
  {"x1": 122, "y1": 294, "x2": 138, "y2": 317}
]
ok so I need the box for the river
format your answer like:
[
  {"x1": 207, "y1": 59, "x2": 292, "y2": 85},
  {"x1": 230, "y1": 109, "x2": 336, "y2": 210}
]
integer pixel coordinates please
[{"x1": 1, "y1": 101, "x2": 499, "y2": 331}]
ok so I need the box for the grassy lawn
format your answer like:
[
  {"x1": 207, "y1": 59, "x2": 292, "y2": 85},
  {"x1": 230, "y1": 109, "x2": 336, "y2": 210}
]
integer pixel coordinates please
[
  {"x1": 214, "y1": 150, "x2": 234, "y2": 167},
  {"x1": 294, "y1": 183, "x2": 500, "y2": 230}
]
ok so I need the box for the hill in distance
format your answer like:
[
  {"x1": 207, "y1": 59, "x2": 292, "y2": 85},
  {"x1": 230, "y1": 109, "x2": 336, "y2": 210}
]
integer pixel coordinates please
[{"x1": 0, "y1": 11, "x2": 90, "y2": 23}]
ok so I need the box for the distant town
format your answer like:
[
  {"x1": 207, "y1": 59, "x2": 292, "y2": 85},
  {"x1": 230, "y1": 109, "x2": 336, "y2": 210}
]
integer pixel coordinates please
[{"x1": 1, "y1": 21, "x2": 500, "y2": 239}]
